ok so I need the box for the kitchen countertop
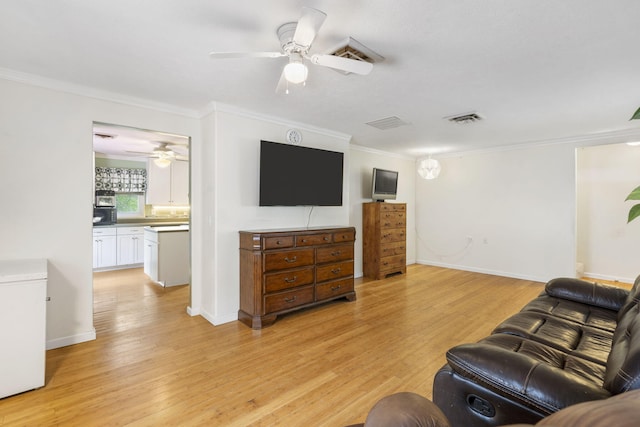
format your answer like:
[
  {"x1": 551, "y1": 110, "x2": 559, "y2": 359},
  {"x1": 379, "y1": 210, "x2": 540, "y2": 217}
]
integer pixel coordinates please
[
  {"x1": 94, "y1": 221, "x2": 188, "y2": 228},
  {"x1": 144, "y1": 225, "x2": 190, "y2": 232}
]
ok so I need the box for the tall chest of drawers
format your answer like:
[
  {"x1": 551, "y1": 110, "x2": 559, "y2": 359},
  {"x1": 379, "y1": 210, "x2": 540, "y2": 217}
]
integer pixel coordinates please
[
  {"x1": 363, "y1": 202, "x2": 407, "y2": 280},
  {"x1": 239, "y1": 226, "x2": 356, "y2": 329}
]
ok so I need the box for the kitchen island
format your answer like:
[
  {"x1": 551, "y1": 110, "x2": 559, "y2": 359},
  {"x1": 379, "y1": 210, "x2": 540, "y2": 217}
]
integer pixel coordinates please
[{"x1": 143, "y1": 225, "x2": 189, "y2": 287}]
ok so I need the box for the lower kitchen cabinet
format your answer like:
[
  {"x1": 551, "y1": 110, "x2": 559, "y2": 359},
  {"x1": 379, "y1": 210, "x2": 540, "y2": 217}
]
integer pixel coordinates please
[
  {"x1": 143, "y1": 226, "x2": 189, "y2": 286},
  {"x1": 116, "y1": 226, "x2": 145, "y2": 266},
  {"x1": 93, "y1": 227, "x2": 117, "y2": 269}
]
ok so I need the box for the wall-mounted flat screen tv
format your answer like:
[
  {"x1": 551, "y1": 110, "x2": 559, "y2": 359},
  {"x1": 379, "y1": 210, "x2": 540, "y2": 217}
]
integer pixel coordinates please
[
  {"x1": 259, "y1": 140, "x2": 344, "y2": 206},
  {"x1": 372, "y1": 168, "x2": 398, "y2": 201}
]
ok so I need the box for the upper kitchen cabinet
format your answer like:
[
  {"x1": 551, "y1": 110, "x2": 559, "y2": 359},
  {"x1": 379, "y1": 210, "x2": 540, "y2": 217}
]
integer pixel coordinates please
[{"x1": 146, "y1": 160, "x2": 189, "y2": 206}]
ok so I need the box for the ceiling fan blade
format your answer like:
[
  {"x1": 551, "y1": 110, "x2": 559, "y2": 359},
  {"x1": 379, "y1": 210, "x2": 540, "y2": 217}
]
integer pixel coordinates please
[
  {"x1": 209, "y1": 51, "x2": 285, "y2": 59},
  {"x1": 309, "y1": 54, "x2": 373, "y2": 75},
  {"x1": 292, "y1": 7, "x2": 327, "y2": 47},
  {"x1": 275, "y1": 69, "x2": 288, "y2": 94}
]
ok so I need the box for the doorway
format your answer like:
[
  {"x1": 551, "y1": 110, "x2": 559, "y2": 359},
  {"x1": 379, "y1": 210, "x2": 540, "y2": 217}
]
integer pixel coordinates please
[
  {"x1": 92, "y1": 122, "x2": 191, "y2": 335},
  {"x1": 575, "y1": 142, "x2": 640, "y2": 284}
]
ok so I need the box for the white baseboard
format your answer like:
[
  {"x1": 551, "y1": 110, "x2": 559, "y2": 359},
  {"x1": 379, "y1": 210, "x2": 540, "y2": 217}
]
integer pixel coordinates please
[
  {"x1": 582, "y1": 272, "x2": 636, "y2": 285},
  {"x1": 46, "y1": 328, "x2": 96, "y2": 350},
  {"x1": 416, "y1": 260, "x2": 548, "y2": 283}
]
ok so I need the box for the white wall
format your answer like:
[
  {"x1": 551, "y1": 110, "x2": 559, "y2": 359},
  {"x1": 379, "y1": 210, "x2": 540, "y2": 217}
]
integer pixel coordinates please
[
  {"x1": 415, "y1": 143, "x2": 578, "y2": 282},
  {"x1": 0, "y1": 78, "x2": 200, "y2": 348},
  {"x1": 349, "y1": 146, "x2": 416, "y2": 276},
  {"x1": 198, "y1": 106, "x2": 352, "y2": 324},
  {"x1": 577, "y1": 143, "x2": 640, "y2": 283}
]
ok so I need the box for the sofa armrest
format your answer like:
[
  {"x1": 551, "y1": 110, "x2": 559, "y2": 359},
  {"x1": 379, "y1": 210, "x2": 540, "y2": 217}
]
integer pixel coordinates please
[
  {"x1": 545, "y1": 278, "x2": 629, "y2": 311},
  {"x1": 446, "y1": 342, "x2": 611, "y2": 413}
]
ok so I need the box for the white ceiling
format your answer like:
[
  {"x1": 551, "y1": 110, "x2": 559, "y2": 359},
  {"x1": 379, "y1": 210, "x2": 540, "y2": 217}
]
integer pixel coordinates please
[{"x1": 3, "y1": 0, "x2": 640, "y2": 157}]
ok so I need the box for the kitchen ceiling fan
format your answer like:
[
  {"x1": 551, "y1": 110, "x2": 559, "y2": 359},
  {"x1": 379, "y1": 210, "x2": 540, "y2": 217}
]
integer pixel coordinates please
[
  {"x1": 127, "y1": 142, "x2": 188, "y2": 168},
  {"x1": 209, "y1": 7, "x2": 374, "y2": 93}
]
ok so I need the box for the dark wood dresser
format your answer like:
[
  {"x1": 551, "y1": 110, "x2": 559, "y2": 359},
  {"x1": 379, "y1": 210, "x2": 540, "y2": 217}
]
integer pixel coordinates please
[
  {"x1": 239, "y1": 226, "x2": 356, "y2": 329},
  {"x1": 363, "y1": 202, "x2": 407, "y2": 280}
]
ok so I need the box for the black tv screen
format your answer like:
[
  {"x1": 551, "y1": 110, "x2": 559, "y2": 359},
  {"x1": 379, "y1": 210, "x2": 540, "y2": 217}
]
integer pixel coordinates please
[
  {"x1": 259, "y1": 140, "x2": 344, "y2": 206},
  {"x1": 372, "y1": 168, "x2": 398, "y2": 201}
]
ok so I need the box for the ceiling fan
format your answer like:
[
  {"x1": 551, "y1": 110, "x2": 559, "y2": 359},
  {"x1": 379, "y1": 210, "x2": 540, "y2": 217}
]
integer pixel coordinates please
[
  {"x1": 127, "y1": 142, "x2": 188, "y2": 168},
  {"x1": 209, "y1": 7, "x2": 374, "y2": 93}
]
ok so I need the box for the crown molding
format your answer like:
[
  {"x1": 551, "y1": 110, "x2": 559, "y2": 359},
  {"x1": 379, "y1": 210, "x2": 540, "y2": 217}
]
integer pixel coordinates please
[
  {"x1": 0, "y1": 67, "x2": 201, "y2": 118},
  {"x1": 349, "y1": 143, "x2": 415, "y2": 160},
  {"x1": 434, "y1": 127, "x2": 640, "y2": 159},
  {"x1": 200, "y1": 101, "x2": 352, "y2": 142}
]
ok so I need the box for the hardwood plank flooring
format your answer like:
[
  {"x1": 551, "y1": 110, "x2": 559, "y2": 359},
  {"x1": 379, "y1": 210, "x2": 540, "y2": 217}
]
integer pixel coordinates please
[{"x1": 0, "y1": 265, "x2": 555, "y2": 426}]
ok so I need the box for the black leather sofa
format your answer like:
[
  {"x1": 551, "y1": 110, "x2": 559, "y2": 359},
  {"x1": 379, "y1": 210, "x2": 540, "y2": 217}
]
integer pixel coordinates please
[{"x1": 432, "y1": 275, "x2": 640, "y2": 427}]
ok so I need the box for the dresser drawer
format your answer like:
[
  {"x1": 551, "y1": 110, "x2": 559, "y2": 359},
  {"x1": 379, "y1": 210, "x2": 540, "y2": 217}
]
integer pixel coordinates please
[
  {"x1": 380, "y1": 229, "x2": 406, "y2": 244},
  {"x1": 316, "y1": 278, "x2": 354, "y2": 301},
  {"x1": 264, "y1": 267, "x2": 314, "y2": 293},
  {"x1": 380, "y1": 254, "x2": 406, "y2": 271},
  {"x1": 380, "y1": 203, "x2": 406, "y2": 212},
  {"x1": 264, "y1": 249, "x2": 314, "y2": 272},
  {"x1": 334, "y1": 230, "x2": 355, "y2": 243},
  {"x1": 316, "y1": 261, "x2": 354, "y2": 282},
  {"x1": 380, "y1": 213, "x2": 406, "y2": 229},
  {"x1": 264, "y1": 286, "x2": 314, "y2": 313},
  {"x1": 380, "y1": 241, "x2": 406, "y2": 257},
  {"x1": 316, "y1": 244, "x2": 354, "y2": 264},
  {"x1": 263, "y1": 236, "x2": 294, "y2": 250},
  {"x1": 296, "y1": 233, "x2": 332, "y2": 246}
]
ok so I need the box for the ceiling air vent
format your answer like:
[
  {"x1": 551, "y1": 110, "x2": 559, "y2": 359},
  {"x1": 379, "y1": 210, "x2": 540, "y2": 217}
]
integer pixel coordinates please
[
  {"x1": 445, "y1": 112, "x2": 483, "y2": 124},
  {"x1": 326, "y1": 37, "x2": 384, "y2": 75},
  {"x1": 366, "y1": 116, "x2": 409, "y2": 130}
]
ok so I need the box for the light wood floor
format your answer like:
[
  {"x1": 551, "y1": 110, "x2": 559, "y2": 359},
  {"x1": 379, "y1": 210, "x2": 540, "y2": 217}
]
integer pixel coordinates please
[{"x1": 1, "y1": 265, "x2": 553, "y2": 426}]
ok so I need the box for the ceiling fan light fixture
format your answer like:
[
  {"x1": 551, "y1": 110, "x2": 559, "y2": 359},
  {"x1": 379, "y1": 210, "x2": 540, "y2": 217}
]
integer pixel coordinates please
[
  {"x1": 284, "y1": 54, "x2": 308, "y2": 84},
  {"x1": 154, "y1": 157, "x2": 172, "y2": 168}
]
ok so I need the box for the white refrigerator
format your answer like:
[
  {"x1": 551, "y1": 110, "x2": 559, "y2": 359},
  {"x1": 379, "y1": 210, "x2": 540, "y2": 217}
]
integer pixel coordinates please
[{"x1": 0, "y1": 259, "x2": 47, "y2": 399}]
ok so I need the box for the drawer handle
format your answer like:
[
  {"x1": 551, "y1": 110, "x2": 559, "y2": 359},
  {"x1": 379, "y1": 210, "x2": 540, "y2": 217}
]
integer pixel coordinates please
[
  {"x1": 284, "y1": 276, "x2": 297, "y2": 283},
  {"x1": 331, "y1": 251, "x2": 341, "y2": 256},
  {"x1": 276, "y1": 240, "x2": 283, "y2": 245},
  {"x1": 284, "y1": 296, "x2": 297, "y2": 303},
  {"x1": 331, "y1": 268, "x2": 342, "y2": 274},
  {"x1": 301, "y1": 239, "x2": 307, "y2": 243},
  {"x1": 323, "y1": 237, "x2": 330, "y2": 241},
  {"x1": 331, "y1": 285, "x2": 342, "y2": 291},
  {"x1": 284, "y1": 256, "x2": 297, "y2": 263},
  {"x1": 384, "y1": 222, "x2": 391, "y2": 227}
]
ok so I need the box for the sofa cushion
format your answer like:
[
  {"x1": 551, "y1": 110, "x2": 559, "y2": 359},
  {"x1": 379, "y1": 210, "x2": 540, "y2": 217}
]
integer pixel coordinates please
[
  {"x1": 445, "y1": 334, "x2": 610, "y2": 413},
  {"x1": 492, "y1": 312, "x2": 613, "y2": 365},
  {"x1": 519, "y1": 294, "x2": 618, "y2": 333},
  {"x1": 544, "y1": 278, "x2": 629, "y2": 312}
]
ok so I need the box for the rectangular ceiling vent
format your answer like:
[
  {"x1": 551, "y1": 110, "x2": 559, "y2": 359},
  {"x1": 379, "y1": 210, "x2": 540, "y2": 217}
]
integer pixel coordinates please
[
  {"x1": 327, "y1": 37, "x2": 385, "y2": 74},
  {"x1": 445, "y1": 112, "x2": 483, "y2": 124},
  {"x1": 366, "y1": 116, "x2": 409, "y2": 130}
]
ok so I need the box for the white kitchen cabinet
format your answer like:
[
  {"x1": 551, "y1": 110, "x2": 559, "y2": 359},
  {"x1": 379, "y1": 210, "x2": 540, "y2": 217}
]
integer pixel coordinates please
[
  {"x1": 0, "y1": 259, "x2": 47, "y2": 399},
  {"x1": 143, "y1": 231, "x2": 159, "y2": 280},
  {"x1": 93, "y1": 227, "x2": 117, "y2": 269},
  {"x1": 146, "y1": 160, "x2": 189, "y2": 206},
  {"x1": 116, "y1": 226, "x2": 145, "y2": 266},
  {"x1": 144, "y1": 226, "x2": 189, "y2": 286}
]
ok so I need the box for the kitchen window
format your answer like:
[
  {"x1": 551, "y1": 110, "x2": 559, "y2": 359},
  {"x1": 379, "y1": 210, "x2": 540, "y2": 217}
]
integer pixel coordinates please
[{"x1": 116, "y1": 193, "x2": 145, "y2": 218}]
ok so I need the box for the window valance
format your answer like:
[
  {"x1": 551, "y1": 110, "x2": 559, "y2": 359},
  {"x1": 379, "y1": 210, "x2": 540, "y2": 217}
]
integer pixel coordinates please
[{"x1": 95, "y1": 167, "x2": 147, "y2": 193}]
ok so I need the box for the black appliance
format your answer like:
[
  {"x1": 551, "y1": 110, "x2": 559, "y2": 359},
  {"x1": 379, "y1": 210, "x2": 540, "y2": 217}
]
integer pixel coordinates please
[
  {"x1": 95, "y1": 190, "x2": 116, "y2": 207},
  {"x1": 259, "y1": 140, "x2": 344, "y2": 206},
  {"x1": 93, "y1": 207, "x2": 117, "y2": 225}
]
